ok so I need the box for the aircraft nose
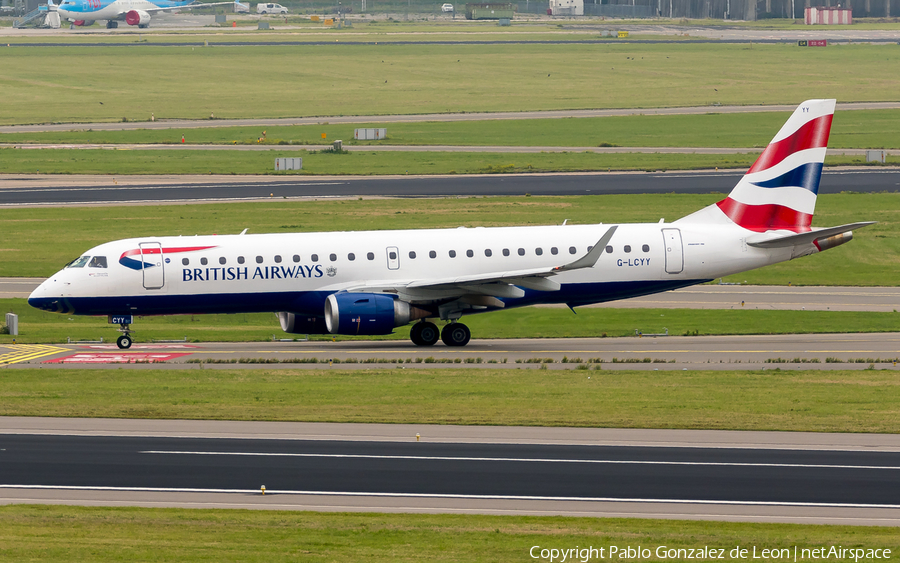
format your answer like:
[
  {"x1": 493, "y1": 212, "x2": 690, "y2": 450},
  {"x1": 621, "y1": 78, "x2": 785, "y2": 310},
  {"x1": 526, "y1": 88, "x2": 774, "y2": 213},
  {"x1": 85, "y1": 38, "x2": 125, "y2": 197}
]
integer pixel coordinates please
[{"x1": 28, "y1": 277, "x2": 68, "y2": 313}]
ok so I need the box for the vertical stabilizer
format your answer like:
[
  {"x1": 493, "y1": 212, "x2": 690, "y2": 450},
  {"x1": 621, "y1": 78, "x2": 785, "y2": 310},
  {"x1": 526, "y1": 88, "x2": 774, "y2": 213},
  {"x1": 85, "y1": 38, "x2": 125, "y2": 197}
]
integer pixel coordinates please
[{"x1": 683, "y1": 99, "x2": 835, "y2": 232}]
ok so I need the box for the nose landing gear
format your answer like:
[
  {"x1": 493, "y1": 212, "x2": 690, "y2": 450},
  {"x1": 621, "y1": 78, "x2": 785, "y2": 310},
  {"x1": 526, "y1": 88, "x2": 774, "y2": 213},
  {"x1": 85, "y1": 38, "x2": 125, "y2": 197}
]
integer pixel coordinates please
[
  {"x1": 116, "y1": 333, "x2": 133, "y2": 349},
  {"x1": 108, "y1": 315, "x2": 135, "y2": 349}
]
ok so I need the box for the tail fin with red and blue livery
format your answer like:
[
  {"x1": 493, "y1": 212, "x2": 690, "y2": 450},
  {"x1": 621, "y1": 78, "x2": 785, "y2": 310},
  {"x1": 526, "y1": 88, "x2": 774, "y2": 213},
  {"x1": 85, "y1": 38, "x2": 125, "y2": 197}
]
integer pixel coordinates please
[{"x1": 678, "y1": 99, "x2": 875, "y2": 250}]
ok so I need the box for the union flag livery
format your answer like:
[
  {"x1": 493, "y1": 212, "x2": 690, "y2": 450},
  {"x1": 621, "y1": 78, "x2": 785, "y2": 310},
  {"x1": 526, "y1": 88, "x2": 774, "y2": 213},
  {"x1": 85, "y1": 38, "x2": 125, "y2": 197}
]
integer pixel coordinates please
[
  {"x1": 30, "y1": 100, "x2": 874, "y2": 349},
  {"x1": 713, "y1": 99, "x2": 835, "y2": 233}
]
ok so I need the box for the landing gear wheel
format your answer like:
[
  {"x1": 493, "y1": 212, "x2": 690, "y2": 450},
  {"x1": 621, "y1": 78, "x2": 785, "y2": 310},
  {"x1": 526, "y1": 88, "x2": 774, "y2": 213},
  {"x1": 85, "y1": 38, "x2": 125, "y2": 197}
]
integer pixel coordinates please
[
  {"x1": 106, "y1": 20, "x2": 118, "y2": 28},
  {"x1": 116, "y1": 335, "x2": 133, "y2": 349},
  {"x1": 410, "y1": 321, "x2": 439, "y2": 346},
  {"x1": 441, "y1": 322, "x2": 470, "y2": 347}
]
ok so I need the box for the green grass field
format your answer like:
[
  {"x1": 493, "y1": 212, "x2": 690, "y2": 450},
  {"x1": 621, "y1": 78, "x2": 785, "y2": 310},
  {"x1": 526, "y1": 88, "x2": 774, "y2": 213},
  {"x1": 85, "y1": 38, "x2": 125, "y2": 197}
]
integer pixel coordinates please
[
  {"x1": 2, "y1": 506, "x2": 897, "y2": 563},
  {"x1": 2, "y1": 367, "x2": 899, "y2": 431},
  {"x1": 0, "y1": 194, "x2": 895, "y2": 283},
  {"x1": 1, "y1": 43, "x2": 898, "y2": 125},
  {"x1": 3, "y1": 109, "x2": 899, "y2": 149},
  {"x1": 0, "y1": 146, "x2": 774, "y2": 175},
  {"x1": 0, "y1": 147, "x2": 890, "y2": 175}
]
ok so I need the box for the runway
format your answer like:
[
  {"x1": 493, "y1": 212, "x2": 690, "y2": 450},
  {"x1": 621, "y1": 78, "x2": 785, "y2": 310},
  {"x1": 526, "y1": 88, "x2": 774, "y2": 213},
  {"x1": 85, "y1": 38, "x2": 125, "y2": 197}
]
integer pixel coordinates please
[
  {"x1": 4, "y1": 332, "x2": 900, "y2": 369},
  {"x1": 1, "y1": 168, "x2": 899, "y2": 206},
  {"x1": 2, "y1": 419, "x2": 899, "y2": 525}
]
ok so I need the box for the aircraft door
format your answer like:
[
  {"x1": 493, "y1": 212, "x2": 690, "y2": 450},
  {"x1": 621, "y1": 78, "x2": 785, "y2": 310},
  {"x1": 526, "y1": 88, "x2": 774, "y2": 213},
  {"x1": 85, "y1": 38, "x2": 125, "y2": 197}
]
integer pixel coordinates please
[
  {"x1": 140, "y1": 242, "x2": 165, "y2": 289},
  {"x1": 386, "y1": 246, "x2": 400, "y2": 270},
  {"x1": 662, "y1": 228, "x2": 684, "y2": 274}
]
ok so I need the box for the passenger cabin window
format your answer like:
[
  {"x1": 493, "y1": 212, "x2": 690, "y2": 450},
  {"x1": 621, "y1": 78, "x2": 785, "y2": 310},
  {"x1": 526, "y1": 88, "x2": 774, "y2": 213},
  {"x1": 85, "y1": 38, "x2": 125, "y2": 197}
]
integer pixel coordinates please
[
  {"x1": 182, "y1": 258, "x2": 190, "y2": 266},
  {"x1": 484, "y1": 249, "x2": 492, "y2": 257},
  {"x1": 624, "y1": 245, "x2": 632, "y2": 253},
  {"x1": 256, "y1": 256, "x2": 263, "y2": 264},
  {"x1": 293, "y1": 255, "x2": 301, "y2": 263},
  {"x1": 449, "y1": 250, "x2": 457, "y2": 258},
  {"x1": 367, "y1": 252, "x2": 375, "y2": 261},
  {"x1": 429, "y1": 250, "x2": 436, "y2": 259},
  {"x1": 219, "y1": 257, "x2": 227, "y2": 265},
  {"x1": 330, "y1": 253, "x2": 337, "y2": 262},
  {"x1": 551, "y1": 247, "x2": 558, "y2": 255},
  {"x1": 88, "y1": 256, "x2": 107, "y2": 268},
  {"x1": 238, "y1": 256, "x2": 245, "y2": 264},
  {"x1": 466, "y1": 249, "x2": 474, "y2": 258},
  {"x1": 569, "y1": 247, "x2": 577, "y2": 255},
  {"x1": 606, "y1": 246, "x2": 613, "y2": 253},
  {"x1": 274, "y1": 255, "x2": 282, "y2": 263},
  {"x1": 642, "y1": 244, "x2": 650, "y2": 253},
  {"x1": 409, "y1": 251, "x2": 417, "y2": 259},
  {"x1": 67, "y1": 256, "x2": 90, "y2": 268},
  {"x1": 311, "y1": 254, "x2": 319, "y2": 262},
  {"x1": 389, "y1": 251, "x2": 397, "y2": 260},
  {"x1": 201, "y1": 257, "x2": 208, "y2": 266},
  {"x1": 535, "y1": 248, "x2": 543, "y2": 256},
  {"x1": 503, "y1": 249, "x2": 510, "y2": 257},
  {"x1": 518, "y1": 248, "x2": 525, "y2": 256},
  {"x1": 348, "y1": 253, "x2": 355, "y2": 261}
]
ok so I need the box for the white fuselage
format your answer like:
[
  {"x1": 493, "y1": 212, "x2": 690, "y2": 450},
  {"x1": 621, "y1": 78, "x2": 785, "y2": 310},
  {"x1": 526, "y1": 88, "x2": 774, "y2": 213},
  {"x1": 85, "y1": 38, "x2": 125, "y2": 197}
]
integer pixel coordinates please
[{"x1": 28, "y1": 220, "x2": 790, "y2": 319}]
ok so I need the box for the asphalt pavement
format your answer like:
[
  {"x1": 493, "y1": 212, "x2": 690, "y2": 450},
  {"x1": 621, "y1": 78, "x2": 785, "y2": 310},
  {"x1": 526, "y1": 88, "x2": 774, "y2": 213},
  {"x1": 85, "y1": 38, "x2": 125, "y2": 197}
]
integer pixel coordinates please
[{"x1": 2, "y1": 419, "x2": 899, "y2": 524}]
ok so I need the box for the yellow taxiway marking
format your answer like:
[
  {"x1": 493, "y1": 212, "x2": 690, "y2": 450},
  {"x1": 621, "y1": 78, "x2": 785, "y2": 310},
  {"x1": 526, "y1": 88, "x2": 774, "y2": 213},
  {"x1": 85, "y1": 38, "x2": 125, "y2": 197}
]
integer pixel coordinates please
[{"x1": 0, "y1": 344, "x2": 70, "y2": 365}]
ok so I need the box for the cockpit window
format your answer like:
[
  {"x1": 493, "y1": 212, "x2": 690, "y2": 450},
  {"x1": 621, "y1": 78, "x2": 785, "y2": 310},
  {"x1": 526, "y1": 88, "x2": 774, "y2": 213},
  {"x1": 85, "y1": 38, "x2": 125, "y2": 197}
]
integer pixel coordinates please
[
  {"x1": 88, "y1": 256, "x2": 108, "y2": 268},
  {"x1": 67, "y1": 256, "x2": 91, "y2": 268}
]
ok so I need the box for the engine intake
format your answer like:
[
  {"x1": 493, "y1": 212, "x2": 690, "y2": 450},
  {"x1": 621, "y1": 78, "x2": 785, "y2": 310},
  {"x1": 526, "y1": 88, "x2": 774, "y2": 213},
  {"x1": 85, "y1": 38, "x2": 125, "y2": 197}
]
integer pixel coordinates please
[
  {"x1": 125, "y1": 9, "x2": 150, "y2": 25},
  {"x1": 324, "y1": 293, "x2": 428, "y2": 335}
]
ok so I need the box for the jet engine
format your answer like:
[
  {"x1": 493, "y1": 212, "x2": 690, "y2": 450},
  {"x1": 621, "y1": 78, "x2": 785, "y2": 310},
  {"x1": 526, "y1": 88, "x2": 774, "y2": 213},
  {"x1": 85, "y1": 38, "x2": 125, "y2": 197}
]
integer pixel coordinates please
[
  {"x1": 125, "y1": 9, "x2": 150, "y2": 26},
  {"x1": 276, "y1": 312, "x2": 329, "y2": 335},
  {"x1": 73, "y1": 20, "x2": 87, "y2": 25},
  {"x1": 324, "y1": 293, "x2": 428, "y2": 335}
]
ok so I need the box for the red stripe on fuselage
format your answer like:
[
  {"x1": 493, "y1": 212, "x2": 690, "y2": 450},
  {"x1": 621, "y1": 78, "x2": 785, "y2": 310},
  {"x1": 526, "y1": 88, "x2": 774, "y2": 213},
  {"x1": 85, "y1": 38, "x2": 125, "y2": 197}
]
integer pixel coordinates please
[
  {"x1": 747, "y1": 114, "x2": 833, "y2": 174},
  {"x1": 716, "y1": 197, "x2": 812, "y2": 232},
  {"x1": 120, "y1": 245, "x2": 216, "y2": 259}
]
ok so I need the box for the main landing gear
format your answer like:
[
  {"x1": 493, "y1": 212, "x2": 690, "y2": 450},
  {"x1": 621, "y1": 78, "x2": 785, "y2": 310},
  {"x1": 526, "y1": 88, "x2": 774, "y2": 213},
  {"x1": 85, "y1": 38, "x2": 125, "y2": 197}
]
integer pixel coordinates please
[{"x1": 409, "y1": 321, "x2": 470, "y2": 347}]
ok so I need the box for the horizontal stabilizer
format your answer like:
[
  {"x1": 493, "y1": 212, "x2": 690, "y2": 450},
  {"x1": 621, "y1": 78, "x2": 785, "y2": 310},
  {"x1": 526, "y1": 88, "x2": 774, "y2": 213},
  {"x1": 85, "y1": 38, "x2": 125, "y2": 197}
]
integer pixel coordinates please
[{"x1": 746, "y1": 222, "x2": 875, "y2": 248}]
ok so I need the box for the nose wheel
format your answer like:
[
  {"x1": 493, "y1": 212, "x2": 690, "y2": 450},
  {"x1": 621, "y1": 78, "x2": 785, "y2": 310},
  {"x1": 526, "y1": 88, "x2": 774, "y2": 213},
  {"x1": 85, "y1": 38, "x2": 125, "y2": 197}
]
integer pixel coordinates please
[{"x1": 116, "y1": 323, "x2": 134, "y2": 349}]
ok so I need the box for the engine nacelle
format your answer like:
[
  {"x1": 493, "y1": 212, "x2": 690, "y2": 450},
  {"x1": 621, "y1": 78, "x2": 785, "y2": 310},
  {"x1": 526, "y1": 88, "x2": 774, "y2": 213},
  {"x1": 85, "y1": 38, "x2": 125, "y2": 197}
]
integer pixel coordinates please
[
  {"x1": 277, "y1": 312, "x2": 329, "y2": 335},
  {"x1": 324, "y1": 293, "x2": 427, "y2": 335},
  {"x1": 814, "y1": 231, "x2": 853, "y2": 252},
  {"x1": 73, "y1": 20, "x2": 87, "y2": 26},
  {"x1": 125, "y1": 9, "x2": 150, "y2": 25}
]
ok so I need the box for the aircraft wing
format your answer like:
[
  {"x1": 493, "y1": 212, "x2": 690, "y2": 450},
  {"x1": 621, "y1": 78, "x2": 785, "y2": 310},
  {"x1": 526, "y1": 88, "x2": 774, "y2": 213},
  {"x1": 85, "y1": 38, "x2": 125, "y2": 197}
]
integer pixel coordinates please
[
  {"x1": 345, "y1": 226, "x2": 617, "y2": 299},
  {"x1": 142, "y1": 1, "x2": 237, "y2": 14}
]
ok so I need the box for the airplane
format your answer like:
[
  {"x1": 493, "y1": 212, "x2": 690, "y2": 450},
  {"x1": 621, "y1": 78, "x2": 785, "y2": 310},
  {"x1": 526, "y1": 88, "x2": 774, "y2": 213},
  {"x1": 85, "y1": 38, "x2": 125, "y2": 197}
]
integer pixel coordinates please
[
  {"x1": 29, "y1": 99, "x2": 874, "y2": 349},
  {"x1": 53, "y1": 0, "x2": 238, "y2": 28}
]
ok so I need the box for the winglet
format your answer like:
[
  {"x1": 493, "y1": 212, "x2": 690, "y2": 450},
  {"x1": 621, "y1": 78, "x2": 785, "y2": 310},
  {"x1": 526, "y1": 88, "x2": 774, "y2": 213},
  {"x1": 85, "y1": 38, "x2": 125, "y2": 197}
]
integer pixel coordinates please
[{"x1": 554, "y1": 226, "x2": 617, "y2": 273}]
